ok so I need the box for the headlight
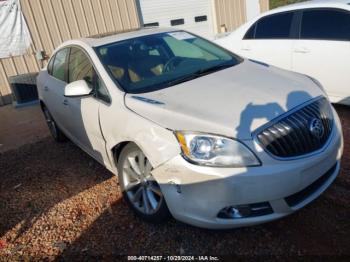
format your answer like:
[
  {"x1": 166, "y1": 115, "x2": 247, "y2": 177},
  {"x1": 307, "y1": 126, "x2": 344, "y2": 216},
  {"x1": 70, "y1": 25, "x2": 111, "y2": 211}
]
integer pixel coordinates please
[{"x1": 175, "y1": 132, "x2": 261, "y2": 167}]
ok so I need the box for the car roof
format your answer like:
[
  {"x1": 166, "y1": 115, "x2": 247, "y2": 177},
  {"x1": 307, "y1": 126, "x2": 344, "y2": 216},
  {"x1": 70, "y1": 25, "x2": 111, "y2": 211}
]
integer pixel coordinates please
[
  {"x1": 263, "y1": 0, "x2": 350, "y2": 15},
  {"x1": 62, "y1": 27, "x2": 178, "y2": 49}
]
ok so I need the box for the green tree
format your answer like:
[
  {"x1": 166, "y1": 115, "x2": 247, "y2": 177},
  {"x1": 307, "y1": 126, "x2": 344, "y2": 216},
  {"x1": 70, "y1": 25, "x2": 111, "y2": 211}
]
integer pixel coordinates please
[{"x1": 270, "y1": 0, "x2": 307, "y2": 9}]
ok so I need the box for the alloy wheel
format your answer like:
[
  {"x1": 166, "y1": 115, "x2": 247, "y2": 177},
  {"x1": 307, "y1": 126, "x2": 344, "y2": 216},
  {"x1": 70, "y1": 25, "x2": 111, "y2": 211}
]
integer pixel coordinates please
[{"x1": 122, "y1": 149, "x2": 163, "y2": 215}]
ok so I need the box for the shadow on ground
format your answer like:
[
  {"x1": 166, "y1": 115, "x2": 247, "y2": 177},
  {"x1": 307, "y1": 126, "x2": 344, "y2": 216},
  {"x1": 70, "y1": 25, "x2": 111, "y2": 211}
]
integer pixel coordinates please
[
  {"x1": 0, "y1": 138, "x2": 114, "y2": 258},
  {"x1": 0, "y1": 106, "x2": 349, "y2": 259},
  {"x1": 60, "y1": 105, "x2": 350, "y2": 258}
]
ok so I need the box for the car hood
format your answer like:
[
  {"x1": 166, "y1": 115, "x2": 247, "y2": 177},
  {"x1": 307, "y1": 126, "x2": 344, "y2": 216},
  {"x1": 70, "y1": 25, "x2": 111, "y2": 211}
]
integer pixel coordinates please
[{"x1": 125, "y1": 60, "x2": 324, "y2": 140}]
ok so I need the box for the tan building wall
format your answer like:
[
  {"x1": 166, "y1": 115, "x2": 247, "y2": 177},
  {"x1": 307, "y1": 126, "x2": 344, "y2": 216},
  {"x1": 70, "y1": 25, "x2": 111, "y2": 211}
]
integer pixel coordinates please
[
  {"x1": 260, "y1": 0, "x2": 270, "y2": 13},
  {"x1": 214, "y1": 0, "x2": 247, "y2": 33},
  {"x1": 0, "y1": 0, "x2": 140, "y2": 106},
  {"x1": 214, "y1": 0, "x2": 269, "y2": 33}
]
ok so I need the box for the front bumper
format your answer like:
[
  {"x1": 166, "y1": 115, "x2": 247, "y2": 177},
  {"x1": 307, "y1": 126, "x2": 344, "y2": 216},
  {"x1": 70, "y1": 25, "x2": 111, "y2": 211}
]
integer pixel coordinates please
[{"x1": 151, "y1": 114, "x2": 343, "y2": 229}]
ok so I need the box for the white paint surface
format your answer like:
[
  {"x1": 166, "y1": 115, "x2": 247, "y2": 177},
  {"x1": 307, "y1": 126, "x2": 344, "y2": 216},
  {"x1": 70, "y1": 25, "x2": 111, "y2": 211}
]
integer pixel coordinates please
[
  {"x1": 246, "y1": 0, "x2": 261, "y2": 20},
  {"x1": 139, "y1": 0, "x2": 215, "y2": 39}
]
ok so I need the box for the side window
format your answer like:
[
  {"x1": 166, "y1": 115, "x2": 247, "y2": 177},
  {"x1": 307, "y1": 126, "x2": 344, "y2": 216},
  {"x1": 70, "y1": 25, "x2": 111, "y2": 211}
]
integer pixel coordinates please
[
  {"x1": 254, "y1": 12, "x2": 294, "y2": 39},
  {"x1": 68, "y1": 47, "x2": 94, "y2": 86},
  {"x1": 144, "y1": 22, "x2": 159, "y2": 27},
  {"x1": 301, "y1": 9, "x2": 350, "y2": 41},
  {"x1": 47, "y1": 55, "x2": 55, "y2": 75},
  {"x1": 244, "y1": 23, "x2": 256, "y2": 39},
  {"x1": 171, "y1": 19, "x2": 185, "y2": 26},
  {"x1": 52, "y1": 48, "x2": 68, "y2": 82},
  {"x1": 195, "y1": 16, "x2": 207, "y2": 22},
  {"x1": 68, "y1": 47, "x2": 111, "y2": 104}
]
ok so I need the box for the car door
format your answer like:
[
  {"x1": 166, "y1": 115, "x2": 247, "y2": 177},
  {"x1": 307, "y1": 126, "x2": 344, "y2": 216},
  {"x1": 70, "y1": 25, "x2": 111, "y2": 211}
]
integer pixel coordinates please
[
  {"x1": 239, "y1": 11, "x2": 297, "y2": 70},
  {"x1": 64, "y1": 46, "x2": 111, "y2": 165},
  {"x1": 292, "y1": 8, "x2": 350, "y2": 103},
  {"x1": 43, "y1": 48, "x2": 70, "y2": 133}
]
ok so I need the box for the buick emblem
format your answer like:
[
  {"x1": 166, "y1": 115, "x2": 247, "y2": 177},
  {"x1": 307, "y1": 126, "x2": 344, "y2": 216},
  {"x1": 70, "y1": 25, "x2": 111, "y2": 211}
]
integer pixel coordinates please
[{"x1": 309, "y1": 118, "x2": 324, "y2": 139}]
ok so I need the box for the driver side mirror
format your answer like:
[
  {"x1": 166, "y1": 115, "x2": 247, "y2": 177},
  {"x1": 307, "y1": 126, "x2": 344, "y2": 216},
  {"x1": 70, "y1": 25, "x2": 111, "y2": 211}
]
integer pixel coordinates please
[{"x1": 64, "y1": 80, "x2": 93, "y2": 97}]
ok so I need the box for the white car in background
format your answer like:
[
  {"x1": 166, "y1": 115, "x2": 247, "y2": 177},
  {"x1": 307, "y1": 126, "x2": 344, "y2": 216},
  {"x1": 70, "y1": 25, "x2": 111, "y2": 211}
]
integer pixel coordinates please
[
  {"x1": 37, "y1": 28, "x2": 343, "y2": 229},
  {"x1": 215, "y1": 0, "x2": 350, "y2": 105}
]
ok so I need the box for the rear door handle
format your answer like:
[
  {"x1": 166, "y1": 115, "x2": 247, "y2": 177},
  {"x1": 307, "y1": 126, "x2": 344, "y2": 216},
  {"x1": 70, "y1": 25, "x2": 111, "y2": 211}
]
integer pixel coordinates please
[
  {"x1": 63, "y1": 99, "x2": 69, "y2": 106},
  {"x1": 44, "y1": 86, "x2": 49, "y2": 91},
  {"x1": 294, "y1": 47, "x2": 310, "y2": 53}
]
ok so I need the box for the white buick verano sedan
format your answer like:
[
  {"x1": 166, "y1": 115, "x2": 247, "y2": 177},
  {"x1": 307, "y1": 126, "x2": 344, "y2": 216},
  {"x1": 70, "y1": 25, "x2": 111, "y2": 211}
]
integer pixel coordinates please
[
  {"x1": 37, "y1": 28, "x2": 343, "y2": 229},
  {"x1": 215, "y1": 0, "x2": 350, "y2": 105}
]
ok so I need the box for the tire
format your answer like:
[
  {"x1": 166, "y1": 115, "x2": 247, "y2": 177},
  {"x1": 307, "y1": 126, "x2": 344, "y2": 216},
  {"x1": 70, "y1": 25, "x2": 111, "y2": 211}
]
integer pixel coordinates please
[
  {"x1": 42, "y1": 105, "x2": 67, "y2": 142},
  {"x1": 117, "y1": 143, "x2": 170, "y2": 223}
]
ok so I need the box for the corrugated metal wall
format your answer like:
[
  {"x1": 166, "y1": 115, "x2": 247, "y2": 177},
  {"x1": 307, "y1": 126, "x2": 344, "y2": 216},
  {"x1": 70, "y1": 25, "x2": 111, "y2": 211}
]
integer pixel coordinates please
[
  {"x1": 260, "y1": 0, "x2": 270, "y2": 13},
  {"x1": 214, "y1": 0, "x2": 269, "y2": 33},
  {"x1": 0, "y1": 0, "x2": 140, "y2": 106},
  {"x1": 214, "y1": 0, "x2": 247, "y2": 33}
]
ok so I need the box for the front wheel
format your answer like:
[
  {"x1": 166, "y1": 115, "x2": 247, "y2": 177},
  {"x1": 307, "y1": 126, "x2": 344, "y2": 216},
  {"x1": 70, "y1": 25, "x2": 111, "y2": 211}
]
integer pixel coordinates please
[{"x1": 117, "y1": 143, "x2": 170, "y2": 223}]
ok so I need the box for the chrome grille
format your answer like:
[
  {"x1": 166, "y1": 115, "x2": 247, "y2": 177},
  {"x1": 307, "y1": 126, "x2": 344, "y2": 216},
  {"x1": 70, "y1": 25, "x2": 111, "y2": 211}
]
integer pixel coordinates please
[{"x1": 256, "y1": 97, "x2": 333, "y2": 158}]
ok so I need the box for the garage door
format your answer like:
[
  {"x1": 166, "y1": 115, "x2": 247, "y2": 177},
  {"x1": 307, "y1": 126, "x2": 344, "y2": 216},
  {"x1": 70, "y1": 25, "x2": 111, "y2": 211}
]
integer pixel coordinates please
[{"x1": 139, "y1": 0, "x2": 215, "y2": 39}]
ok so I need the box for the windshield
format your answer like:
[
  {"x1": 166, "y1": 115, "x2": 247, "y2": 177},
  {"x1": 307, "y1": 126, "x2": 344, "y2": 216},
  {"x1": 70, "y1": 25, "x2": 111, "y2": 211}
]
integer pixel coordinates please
[{"x1": 95, "y1": 31, "x2": 242, "y2": 93}]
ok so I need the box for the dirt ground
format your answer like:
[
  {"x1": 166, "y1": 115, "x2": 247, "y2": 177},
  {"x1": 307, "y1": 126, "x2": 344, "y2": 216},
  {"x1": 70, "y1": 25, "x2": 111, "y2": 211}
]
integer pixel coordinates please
[
  {"x1": 0, "y1": 105, "x2": 349, "y2": 260},
  {"x1": 0, "y1": 105, "x2": 48, "y2": 153}
]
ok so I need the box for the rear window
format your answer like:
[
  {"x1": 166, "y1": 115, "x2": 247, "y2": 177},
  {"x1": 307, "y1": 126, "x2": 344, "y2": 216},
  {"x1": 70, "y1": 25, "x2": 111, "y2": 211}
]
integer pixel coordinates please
[{"x1": 301, "y1": 9, "x2": 350, "y2": 41}]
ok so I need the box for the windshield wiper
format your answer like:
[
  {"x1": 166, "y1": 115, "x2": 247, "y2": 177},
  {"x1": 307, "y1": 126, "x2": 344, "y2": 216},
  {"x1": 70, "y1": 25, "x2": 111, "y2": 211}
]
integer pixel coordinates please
[
  {"x1": 164, "y1": 73, "x2": 200, "y2": 87},
  {"x1": 164, "y1": 63, "x2": 234, "y2": 88},
  {"x1": 197, "y1": 63, "x2": 234, "y2": 75}
]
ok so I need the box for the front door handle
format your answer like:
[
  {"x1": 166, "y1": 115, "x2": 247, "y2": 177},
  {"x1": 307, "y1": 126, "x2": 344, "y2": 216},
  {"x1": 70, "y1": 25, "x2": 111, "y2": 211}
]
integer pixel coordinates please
[
  {"x1": 242, "y1": 45, "x2": 251, "y2": 51},
  {"x1": 44, "y1": 86, "x2": 49, "y2": 91},
  {"x1": 63, "y1": 99, "x2": 69, "y2": 106},
  {"x1": 294, "y1": 47, "x2": 310, "y2": 53}
]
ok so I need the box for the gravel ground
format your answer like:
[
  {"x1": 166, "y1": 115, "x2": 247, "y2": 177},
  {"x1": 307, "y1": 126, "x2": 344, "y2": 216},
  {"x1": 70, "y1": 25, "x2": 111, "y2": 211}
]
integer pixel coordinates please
[{"x1": 0, "y1": 105, "x2": 349, "y2": 260}]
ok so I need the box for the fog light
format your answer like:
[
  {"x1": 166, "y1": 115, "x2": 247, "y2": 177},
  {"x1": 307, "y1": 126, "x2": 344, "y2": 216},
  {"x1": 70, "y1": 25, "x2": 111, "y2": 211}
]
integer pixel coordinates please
[
  {"x1": 217, "y1": 202, "x2": 273, "y2": 219},
  {"x1": 218, "y1": 205, "x2": 251, "y2": 219}
]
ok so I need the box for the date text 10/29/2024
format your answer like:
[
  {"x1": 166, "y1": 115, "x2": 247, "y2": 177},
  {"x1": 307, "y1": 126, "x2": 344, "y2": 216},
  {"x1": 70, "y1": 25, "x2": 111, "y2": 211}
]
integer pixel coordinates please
[{"x1": 128, "y1": 256, "x2": 220, "y2": 261}]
